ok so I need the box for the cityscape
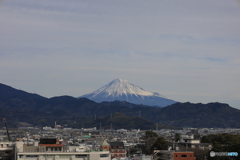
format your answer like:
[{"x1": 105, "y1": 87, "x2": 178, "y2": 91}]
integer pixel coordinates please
[
  {"x1": 1, "y1": 122, "x2": 240, "y2": 160},
  {"x1": 1, "y1": 0, "x2": 240, "y2": 160}
]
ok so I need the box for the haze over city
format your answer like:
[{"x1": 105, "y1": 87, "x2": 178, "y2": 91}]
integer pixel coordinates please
[{"x1": 0, "y1": 0, "x2": 240, "y2": 109}]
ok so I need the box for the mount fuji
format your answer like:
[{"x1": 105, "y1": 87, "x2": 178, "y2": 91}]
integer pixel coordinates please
[{"x1": 80, "y1": 78, "x2": 177, "y2": 107}]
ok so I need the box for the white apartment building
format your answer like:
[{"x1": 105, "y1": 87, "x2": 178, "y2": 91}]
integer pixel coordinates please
[
  {"x1": 0, "y1": 141, "x2": 15, "y2": 160},
  {"x1": 15, "y1": 141, "x2": 111, "y2": 160}
]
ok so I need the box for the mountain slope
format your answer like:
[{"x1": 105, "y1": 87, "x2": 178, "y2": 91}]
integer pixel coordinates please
[
  {"x1": 0, "y1": 83, "x2": 47, "y2": 111},
  {"x1": 0, "y1": 83, "x2": 46, "y2": 100},
  {"x1": 1, "y1": 82, "x2": 240, "y2": 128},
  {"x1": 156, "y1": 102, "x2": 240, "y2": 128},
  {"x1": 80, "y1": 78, "x2": 177, "y2": 107}
]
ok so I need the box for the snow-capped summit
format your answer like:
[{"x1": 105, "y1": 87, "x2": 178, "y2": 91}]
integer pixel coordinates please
[
  {"x1": 80, "y1": 78, "x2": 177, "y2": 107},
  {"x1": 94, "y1": 78, "x2": 156, "y2": 97}
]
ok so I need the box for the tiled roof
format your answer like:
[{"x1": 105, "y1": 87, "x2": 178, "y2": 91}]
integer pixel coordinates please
[
  {"x1": 38, "y1": 144, "x2": 63, "y2": 147},
  {"x1": 109, "y1": 142, "x2": 125, "y2": 148},
  {"x1": 102, "y1": 140, "x2": 110, "y2": 146}
]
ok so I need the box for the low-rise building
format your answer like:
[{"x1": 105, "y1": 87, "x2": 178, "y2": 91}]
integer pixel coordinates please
[
  {"x1": 178, "y1": 139, "x2": 212, "y2": 150},
  {"x1": 0, "y1": 141, "x2": 15, "y2": 160},
  {"x1": 15, "y1": 138, "x2": 110, "y2": 160},
  {"x1": 152, "y1": 150, "x2": 196, "y2": 160},
  {"x1": 109, "y1": 142, "x2": 126, "y2": 159}
]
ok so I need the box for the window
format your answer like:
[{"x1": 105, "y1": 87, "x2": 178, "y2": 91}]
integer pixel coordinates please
[
  {"x1": 59, "y1": 155, "x2": 71, "y2": 158},
  {"x1": 100, "y1": 154, "x2": 109, "y2": 158},
  {"x1": 19, "y1": 155, "x2": 24, "y2": 158},
  {"x1": 181, "y1": 155, "x2": 187, "y2": 157},
  {"x1": 75, "y1": 155, "x2": 88, "y2": 158},
  {"x1": 25, "y1": 155, "x2": 39, "y2": 158}
]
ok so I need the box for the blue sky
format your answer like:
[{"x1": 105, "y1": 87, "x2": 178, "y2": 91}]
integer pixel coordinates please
[{"x1": 0, "y1": 0, "x2": 240, "y2": 109}]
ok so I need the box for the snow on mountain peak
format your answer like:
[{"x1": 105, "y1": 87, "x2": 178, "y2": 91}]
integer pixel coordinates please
[
  {"x1": 80, "y1": 78, "x2": 177, "y2": 107},
  {"x1": 84, "y1": 78, "x2": 164, "y2": 98}
]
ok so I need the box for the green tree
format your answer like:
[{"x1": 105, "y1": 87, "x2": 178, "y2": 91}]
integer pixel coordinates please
[
  {"x1": 144, "y1": 130, "x2": 158, "y2": 139},
  {"x1": 143, "y1": 131, "x2": 158, "y2": 154},
  {"x1": 151, "y1": 137, "x2": 169, "y2": 150},
  {"x1": 201, "y1": 134, "x2": 240, "y2": 160},
  {"x1": 175, "y1": 133, "x2": 181, "y2": 142}
]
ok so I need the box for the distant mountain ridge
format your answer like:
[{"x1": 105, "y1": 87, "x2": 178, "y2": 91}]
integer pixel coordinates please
[
  {"x1": 0, "y1": 83, "x2": 46, "y2": 100},
  {"x1": 80, "y1": 78, "x2": 177, "y2": 107},
  {"x1": 1, "y1": 82, "x2": 240, "y2": 128}
]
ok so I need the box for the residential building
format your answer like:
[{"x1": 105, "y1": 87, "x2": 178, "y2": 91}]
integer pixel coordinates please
[
  {"x1": 178, "y1": 139, "x2": 212, "y2": 150},
  {"x1": 15, "y1": 138, "x2": 110, "y2": 160},
  {"x1": 0, "y1": 141, "x2": 14, "y2": 160},
  {"x1": 100, "y1": 140, "x2": 110, "y2": 151},
  {"x1": 109, "y1": 142, "x2": 126, "y2": 159},
  {"x1": 152, "y1": 150, "x2": 196, "y2": 160}
]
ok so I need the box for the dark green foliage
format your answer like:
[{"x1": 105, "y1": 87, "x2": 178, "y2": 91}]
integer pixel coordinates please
[
  {"x1": 194, "y1": 133, "x2": 201, "y2": 140},
  {"x1": 151, "y1": 137, "x2": 169, "y2": 150},
  {"x1": 201, "y1": 134, "x2": 240, "y2": 160},
  {"x1": 156, "y1": 102, "x2": 240, "y2": 128},
  {"x1": 201, "y1": 133, "x2": 240, "y2": 146},
  {"x1": 78, "y1": 112, "x2": 156, "y2": 130},
  {"x1": 175, "y1": 133, "x2": 181, "y2": 142},
  {"x1": 141, "y1": 131, "x2": 168, "y2": 154},
  {"x1": 142, "y1": 131, "x2": 159, "y2": 154},
  {"x1": 144, "y1": 130, "x2": 158, "y2": 139}
]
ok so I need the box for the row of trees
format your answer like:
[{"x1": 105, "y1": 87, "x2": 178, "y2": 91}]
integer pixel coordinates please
[
  {"x1": 202, "y1": 133, "x2": 240, "y2": 160},
  {"x1": 140, "y1": 131, "x2": 240, "y2": 160}
]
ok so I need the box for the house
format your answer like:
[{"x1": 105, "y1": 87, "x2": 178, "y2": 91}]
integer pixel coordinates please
[
  {"x1": 152, "y1": 150, "x2": 196, "y2": 160},
  {"x1": 100, "y1": 140, "x2": 111, "y2": 151},
  {"x1": 109, "y1": 142, "x2": 126, "y2": 159},
  {"x1": 15, "y1": 139, "x2": 111, "y2": 160},
  {"x1": 38, "y1": 138, "x2": 63, "y2": 152},
  {"x1": 178, "y1": 139, "x2": 212, "y2": 150},
  {"x1": 0, "y1": 141, "x2": 15, "y2": 160}
]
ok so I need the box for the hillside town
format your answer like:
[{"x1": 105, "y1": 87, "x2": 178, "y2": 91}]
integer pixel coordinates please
[{"x1": 1, "y1": 123, "x2": 240, "y2": 160}]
